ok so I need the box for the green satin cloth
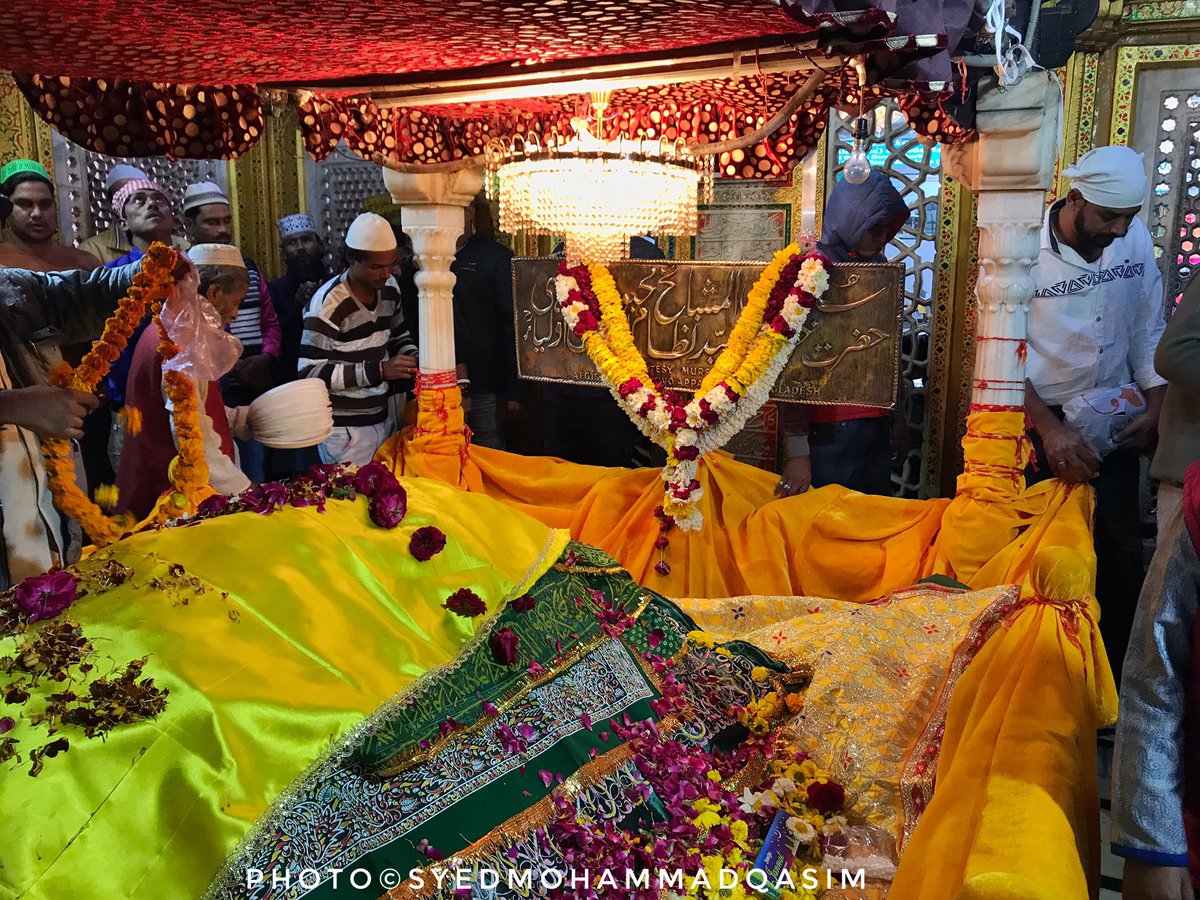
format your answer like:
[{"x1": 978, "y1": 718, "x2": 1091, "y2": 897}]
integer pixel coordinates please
[{"x1": 1, "y1": 478, "x2": 567, "y2": 900}]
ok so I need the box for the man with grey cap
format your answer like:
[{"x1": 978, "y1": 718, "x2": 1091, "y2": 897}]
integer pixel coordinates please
[
  {"x1": 1025, "y1": 144, "x2": 1167, "y2": 682},
  {"x1": 299, "y1": 212, "x2": 418, "y2": 465}
]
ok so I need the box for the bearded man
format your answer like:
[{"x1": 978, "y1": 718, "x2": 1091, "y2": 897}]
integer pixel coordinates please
[{"x1": 1024, "y1": 145, "x2": 1167, "y2": 683}]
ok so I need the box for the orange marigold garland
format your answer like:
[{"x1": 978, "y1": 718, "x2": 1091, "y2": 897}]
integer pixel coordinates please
[{"x1": 41, "y1": 243, "x2": 204, "y2": 546}]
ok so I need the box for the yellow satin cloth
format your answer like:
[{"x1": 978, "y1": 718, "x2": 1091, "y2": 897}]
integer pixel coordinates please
[
  {"x1": 381, "y1": 398, "x2": 1117, "y2": 899},
  {"x1": 1, "y1": 479, "x2": 567, "y2": 900},
  {"x1": 381, "y1": 402, "x2": 1094, "y2": 603}
]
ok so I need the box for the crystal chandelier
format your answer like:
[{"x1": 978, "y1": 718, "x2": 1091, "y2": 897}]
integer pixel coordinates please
[{"x1": 486, "y1": 99, "x2": 712, "y2": 264}]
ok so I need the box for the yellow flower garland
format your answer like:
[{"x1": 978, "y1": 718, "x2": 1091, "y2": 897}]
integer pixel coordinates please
[
  {"x1": 585, "y1": 243, "x2": 799, "y2": 415},
  {"x1": 42, "y1": 244, "x2": 206, "y2": 546}
]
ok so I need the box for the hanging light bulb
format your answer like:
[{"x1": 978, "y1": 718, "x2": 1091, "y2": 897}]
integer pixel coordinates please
[{"x1": 843, "y1": 116, "x2": 871, "y2": 185}]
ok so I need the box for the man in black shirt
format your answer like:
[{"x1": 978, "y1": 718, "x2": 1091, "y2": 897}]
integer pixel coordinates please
[{"x1": 451, "y1": 197, "x2": 520, "y2": 450}]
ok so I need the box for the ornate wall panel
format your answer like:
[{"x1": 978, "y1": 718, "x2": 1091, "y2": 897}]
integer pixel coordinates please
[
  {"x1": 1052, "y1": 52, "x2": 1101, "y2": 202},
  {"x1": 0, "y1": 74, "x2": 55, "y2": 180},
  {"x1": 228, "y1": 105, "x2": 307, "y2": 278},
  {"x1": 828, "y1": 103, "x2": 946, "y2": 498}
]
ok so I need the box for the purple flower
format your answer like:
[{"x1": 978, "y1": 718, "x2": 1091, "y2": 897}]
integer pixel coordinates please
[
  {"x1": 195, "y1": 494, "x2": 232, "y2": 517},
  {"x1": 409, "y1": 526, "x2": 446, "y2": 561},
  {"x1": 368, "y1": 485, "x2": 408, "y2": 529},
  {"x1": 0, "y1": 717, "x2": 14, "y2": 734},
  {"x1": 444, "y1": 588, "x2": 487, "y2": 618},
  {"x1": 14, "y1": 569, "x2": 77, "y2": 623},
  {"x1": 353, "y1": 460, "x2": 391, "y2": 496},
  {"x1": 490, "y1": 626, "x2": 520, "y2": 666},
  {"x1": 511, "y1": 593, "x2": 536, "y2": 613},
  {"x1": 654, "y1": 560, "x2": 671, "y2": 577}
]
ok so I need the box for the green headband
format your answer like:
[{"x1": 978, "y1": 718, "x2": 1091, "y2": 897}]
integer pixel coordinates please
[{"x1": 0, "y1": 158, "x2": 51, "y2": 184}]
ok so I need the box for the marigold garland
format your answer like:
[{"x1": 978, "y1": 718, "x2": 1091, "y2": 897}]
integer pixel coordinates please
[
  {"x1": 40, "y1": 243, "x2": 204, "y2": 546},
  {"x1": 555, "y1": 244, "x2": 830, "y2": 567}
]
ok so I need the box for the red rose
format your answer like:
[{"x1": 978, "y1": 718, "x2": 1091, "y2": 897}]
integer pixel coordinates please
[
  {"x1": 806, "y1": 779, "x2": 846, "y2": 815},
  {"x1": 409, "y1": 526, "x2": 447, "y2": 561},
  {"x1": 511, "y1": 593, "x2": 536, "y2": 613},
  {"x1": 618, "y1": 378, "x2": 642, "y2": 398},
  {"x1": 368, "y1": 485, "x2": 408, "y2": 529},
  {"x1": 353, "y1": 461, "x2": 392, "y2": 497},
  {"x1": 654, "y1": 560, "x2": 671, "y2": 576},
  {"x1": 489, "y1": 626, "x2": 520, "y2": 666},
  {"x1": 698, "y1": 399, "x2": 719, "y2": 425},
  {"x1": 444, "y1": 588, "x2": 487, "y2": 618},
  {"x1": 674, "y1": 444, "x2": 699, "y2": 461},
  {"x1": 14, "y1": 569, "x2": 77, "y2": 623}
]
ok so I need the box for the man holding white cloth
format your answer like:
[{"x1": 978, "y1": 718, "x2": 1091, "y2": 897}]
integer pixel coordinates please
[{"x1": 1025, "y1": 145, "x2": 1168, "y2": 682}]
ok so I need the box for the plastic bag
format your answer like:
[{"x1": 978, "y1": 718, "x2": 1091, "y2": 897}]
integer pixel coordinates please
[
  {"x1": 1061, "y1": 382, "x2": 1147, "y2": 458},
  {"x1": 160, "y1": 270, "x2": 242, "y2": 382}
]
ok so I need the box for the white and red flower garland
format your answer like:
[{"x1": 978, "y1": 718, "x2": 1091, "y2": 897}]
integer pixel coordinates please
[{"x1": 555, "y1": 244, "x2": 830, "y2": 572}]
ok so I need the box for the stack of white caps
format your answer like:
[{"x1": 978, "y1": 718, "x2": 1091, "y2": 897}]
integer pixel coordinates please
[{"x1": 248, "y1": 380, "x2": 334, "y2": 449}]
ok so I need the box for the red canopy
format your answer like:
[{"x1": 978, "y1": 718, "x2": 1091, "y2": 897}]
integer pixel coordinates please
[{"x1": 1, "y1": 1, "x2": 967, "y2": 171}]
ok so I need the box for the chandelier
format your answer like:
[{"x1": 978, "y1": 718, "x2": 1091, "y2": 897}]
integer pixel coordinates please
[{"x1": 486, "y1": 102, "x2": 713, "y2": 264}]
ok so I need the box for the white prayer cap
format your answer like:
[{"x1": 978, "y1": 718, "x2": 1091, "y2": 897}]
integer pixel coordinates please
[
  {"x1": 345, "y1": 212, "x2": 396, "y2": 252},
  {"x1": 105, "y1": 164, "x2": 148, "y2": 192},
  {"x1": 277, "y1": 213, "x2": 319, "y2": 239},
  {"x1": 1064, "y1": 146, "x2": 1147, "y2": 209},
  {"x1": 183, "y1": 181, "x2": 231, "y2": 214},
  {"x1": 187, "y1": 243, "x2": 245, "y2": 268}
]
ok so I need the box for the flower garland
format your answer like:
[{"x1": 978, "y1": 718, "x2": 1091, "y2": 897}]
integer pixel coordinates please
[
  {"x1": 555, "y1": 244, "x2": 830, "y2": 565},
  {"x1": 41, "y1": 243, "x2": 201, "y2": 545}
]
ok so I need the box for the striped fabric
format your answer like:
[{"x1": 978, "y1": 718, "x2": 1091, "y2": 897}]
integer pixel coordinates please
[
  {"x1": 228, "y1": 261, "x2": 266, "y2": 355},
  {"x1": 298, "y1": 272, "x2": 418, "y2": 427}
]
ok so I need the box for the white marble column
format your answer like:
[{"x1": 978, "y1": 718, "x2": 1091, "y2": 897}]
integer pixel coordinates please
[
  {"x1": 942, "y1": 72, "x2": 1061, "y2": 410},
  {"x1": 382, "y1": 167, "x2": 483, "y2": 387}
]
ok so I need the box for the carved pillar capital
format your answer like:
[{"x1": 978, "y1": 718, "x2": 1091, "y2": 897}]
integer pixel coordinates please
[
  {"x1": 382, "y1": 168, "x2": 484, "y2": 381},
  {"x1": 942, "y1": 72, "x2": 1062, "y2": 194}
]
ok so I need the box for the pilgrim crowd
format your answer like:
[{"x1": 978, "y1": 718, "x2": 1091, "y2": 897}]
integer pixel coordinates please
[{"x1": 0, "y1": 145, "x2": 1199, "y2": 895}]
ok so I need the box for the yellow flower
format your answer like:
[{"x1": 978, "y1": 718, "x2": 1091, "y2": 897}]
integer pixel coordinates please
[
  {"x1": 707, "y1": 769, "x2": 722, "y2": 782},
  {"x1": 715, "y1": 647, "x2": 732, "y2": 658},
  {"x1": 687, "y1": 630, "x2": 716, "y2": 649},
  {"x1": 93, "y1": 483, "x2": 119, "y2": 511},
  {"x1": 730, "y1": 819, "x2": 750, "y2": 846},
  {"x1": 691, "y1": 798, "x2": 723, "y2": 830},
  {"x1": 750, "y1": 666, "x2": 770, "y2": 682}
]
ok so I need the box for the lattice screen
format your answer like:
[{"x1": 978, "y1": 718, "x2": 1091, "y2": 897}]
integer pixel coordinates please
[
  {"x1": 828, "y1": 103, "x2": 942, "y2": 498},
  {"x1": 1147, "y1": 84, "x2": 1200, "y2": 309},
  {"x1": 304, "y1": 146, "x2": 386, "y2": 263},
  {"x1": 51, "y1": 132, "x2": 225, "y2": 246}
]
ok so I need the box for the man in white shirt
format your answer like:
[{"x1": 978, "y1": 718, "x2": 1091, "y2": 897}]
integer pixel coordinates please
[{"x1": 1025, "y1": 145, "x2": 1167, "y2": 683}]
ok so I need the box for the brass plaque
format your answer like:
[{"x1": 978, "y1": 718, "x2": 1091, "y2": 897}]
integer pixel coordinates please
[{"x1": 514, "y1": 258, "x2": 903, "y2": 407}]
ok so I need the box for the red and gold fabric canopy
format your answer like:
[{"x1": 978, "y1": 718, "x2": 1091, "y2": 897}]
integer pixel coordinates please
[{"x1": 1, "y1": 0, "x2": 973, "y2": 174}]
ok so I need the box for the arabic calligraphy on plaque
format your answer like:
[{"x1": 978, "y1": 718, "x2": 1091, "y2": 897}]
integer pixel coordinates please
[{"x1": 514, "y1": 259, "x2": 904, "y2": 407}]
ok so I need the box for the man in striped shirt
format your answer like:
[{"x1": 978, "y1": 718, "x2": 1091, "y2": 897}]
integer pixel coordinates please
[
  {"x1": 299, "y1": 213, "x2": 418, "y2": 465},
  {"x1": 182, "y1": 182, "x2": 281, "y2": 481}
]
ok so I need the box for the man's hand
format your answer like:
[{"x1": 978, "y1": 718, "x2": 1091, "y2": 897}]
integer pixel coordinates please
[
  {"x1": 0, "y1": 386, "x2": 99, "y2": 440},
  {"x1": 1040, "y1": 420, "x2": 1101, "y2": 483},
  {"x1": 1122, "y1": 859, "x2": 1195, "y2": 900},
  {"x1": 296, "y1": 281, "x2": 320, "y2": 309},
  {"x1": 775, "y1": 455, "x2": 812, "y2": 498},
  {"x1": 381, "y1": 353, "x2": 419, "y2": 382},
  {"x1": 233, "y1": 353, "x2": 275, "y2": 394},
  {"x1": 1117, "y1": 385, "x2": 1165, "y2": 451},
  {"x1": 1117, "y1": 410, "x2": 1160, "y2": 450},
  {"x1": 170, "y1": 251, "x2": 195, "y2": 283}
]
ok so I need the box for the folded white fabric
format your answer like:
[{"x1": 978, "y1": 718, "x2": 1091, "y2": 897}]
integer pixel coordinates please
[
  {"x1": 248, "y1": 381, "x2": 334, "y2": 449},
  {"x1": 1062, "y1": 382, "x2": 1147, "y2": 457}
]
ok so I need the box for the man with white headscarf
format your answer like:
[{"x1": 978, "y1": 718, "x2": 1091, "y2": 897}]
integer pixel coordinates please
[{"x1": 1025, "y1": 145, "x2": 1167, "y2": 684}]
